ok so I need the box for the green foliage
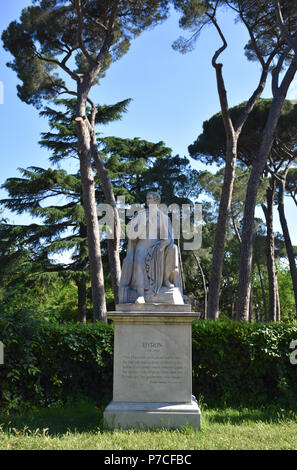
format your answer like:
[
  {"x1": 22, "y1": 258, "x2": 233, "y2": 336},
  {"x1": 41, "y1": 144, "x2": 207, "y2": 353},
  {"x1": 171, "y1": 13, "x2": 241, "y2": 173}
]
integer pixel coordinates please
[
  {"x1": 192, "y1": 319, "x2": 297, "y2": 406},
  {"x1": 277, "y1": 263, "x2": 297, "y2": 321},
  {"x1": 0, "y1": 279, "x2": 89, "y2": 323},
  {"x1": 0, "y1": 308, "x2": 113, "y2": 413},
  {"x1": 100, "y1": 136, "x2": 199, "y2": 204},
  {"x1": 2, "y1": 0, "x2": 170, "y2": 108},
  {"x1": 189, "y1": 99, "x2": 297, "y2": 167},
  {"x1": 39, "y1": 98, "x2": 132, "y2": 164},
  {"x1": 286, "y1": 167, "x2": 297, "y2": 205},
  {"x1": 0, "y1": 166, "x2": 90, "y2": 318},
  {"x1": 172, "y1": 0, "x2": 297, "y2": 62}
]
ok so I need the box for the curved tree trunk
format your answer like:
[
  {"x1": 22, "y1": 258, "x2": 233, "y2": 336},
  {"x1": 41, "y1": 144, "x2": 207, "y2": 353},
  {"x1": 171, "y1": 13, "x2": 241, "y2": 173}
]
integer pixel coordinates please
[
  {"x1": 236, "y1": 57, "x2": 297, "y2": 321},
  {"x1": 205, "y1": 16, "x2": 270, "y2": 321}
]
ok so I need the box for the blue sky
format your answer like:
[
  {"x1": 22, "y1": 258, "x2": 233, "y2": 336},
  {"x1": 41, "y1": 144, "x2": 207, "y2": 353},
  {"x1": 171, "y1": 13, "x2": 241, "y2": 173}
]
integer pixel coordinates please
[{"x1": 0, "y1": 0, "x2": 297, "y2": 245}]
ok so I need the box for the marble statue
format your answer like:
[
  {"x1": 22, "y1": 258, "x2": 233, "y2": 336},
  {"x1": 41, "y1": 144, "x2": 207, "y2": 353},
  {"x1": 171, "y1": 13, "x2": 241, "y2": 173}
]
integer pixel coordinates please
[{"x1": 119, "y1": 191, "x2": 184, "y2": 305}]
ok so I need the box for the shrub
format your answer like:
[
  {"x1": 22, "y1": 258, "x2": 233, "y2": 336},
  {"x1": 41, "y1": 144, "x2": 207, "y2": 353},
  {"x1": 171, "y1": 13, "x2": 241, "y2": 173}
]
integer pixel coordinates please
[
  {"x1": 0, "y1": 308, "x2": 113, "y2": 413},
  {"x1": 192, "y1": 319, "x2": 297, "y2": 406}
]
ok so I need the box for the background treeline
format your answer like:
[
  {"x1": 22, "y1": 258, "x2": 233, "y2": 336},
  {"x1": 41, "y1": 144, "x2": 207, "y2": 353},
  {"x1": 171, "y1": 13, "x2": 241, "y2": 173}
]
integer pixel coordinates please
[{"x1": 0, "y1": 97, "x2": 296, "y2": 323}]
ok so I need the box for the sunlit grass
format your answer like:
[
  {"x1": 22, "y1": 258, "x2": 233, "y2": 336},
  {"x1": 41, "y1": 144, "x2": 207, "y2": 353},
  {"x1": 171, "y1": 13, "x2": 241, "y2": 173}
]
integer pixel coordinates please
[{"x1": 0, "y1": 400, "x2": 297, "y2": 450}]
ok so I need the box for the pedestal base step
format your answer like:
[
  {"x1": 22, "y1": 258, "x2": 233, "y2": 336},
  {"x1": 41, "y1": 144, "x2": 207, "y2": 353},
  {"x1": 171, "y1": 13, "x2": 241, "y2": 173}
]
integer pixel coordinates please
[{"x1": 103, "y1": 396, "x2": 201, "y2": 430}]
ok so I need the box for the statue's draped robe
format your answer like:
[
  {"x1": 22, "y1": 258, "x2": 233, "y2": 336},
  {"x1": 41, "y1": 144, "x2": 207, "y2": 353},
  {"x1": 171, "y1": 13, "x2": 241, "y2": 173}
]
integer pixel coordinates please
[{"x1": 119, "y1": 208, "x2": 182, "y2": 303}]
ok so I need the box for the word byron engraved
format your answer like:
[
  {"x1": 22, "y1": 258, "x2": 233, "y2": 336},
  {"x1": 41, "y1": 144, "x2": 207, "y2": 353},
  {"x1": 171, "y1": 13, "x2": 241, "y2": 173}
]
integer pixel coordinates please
[
  {"x1": 142, "y1": 342, "x2": 162, "y2": 349},
  {"x1": 121, "y1": 353, "x2": 185, "y2": 385}
]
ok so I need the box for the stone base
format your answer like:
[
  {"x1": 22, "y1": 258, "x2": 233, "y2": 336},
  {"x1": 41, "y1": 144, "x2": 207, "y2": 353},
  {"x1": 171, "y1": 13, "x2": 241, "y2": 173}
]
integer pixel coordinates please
[
  {"x1": 104, "y1": 310, "x2": 201, "y2": 430},
  {"x1": 115, "y1": 303, "x2": 191, "y2": 313},
  {"x1": 145, "y1": 286, "x2": 184, "y2": 305},
  {"x1": 120, "y1": 286, "x2": 185, "y2": 305},
  {"x1": 104, "y1": 396, "x2": 201, "y2": 430}
]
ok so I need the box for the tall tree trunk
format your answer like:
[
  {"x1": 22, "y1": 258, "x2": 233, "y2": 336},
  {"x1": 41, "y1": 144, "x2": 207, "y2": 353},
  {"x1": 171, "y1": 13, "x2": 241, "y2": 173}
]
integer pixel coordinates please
[
  {"x1": 76, "y1": 279, "x2": 87, "y2": 323},
  {"x1": 207, "y1": 144, "x2": 237, "y2": 320},
  {"x1": 236, "y1": 165, "x2": 261, "y2": 321},
  {"x1": 193, "y1": 252, "x2": 208, "y2": 319},
  {"x1": 224, "y1": 262, "x2": 235, "y2": 319},
  {"x1": 276, "y1": 285, "x2": 281, "y2": 322},
  {"x1": 262, "y1": 178, "x2": 279, "y2": 322},
  {"x1": 257, "y1": 262, "x2": 268, "y2": 322},
  {"x1": 76, "y1": 89, "x2": 107, "y2": 322},
  {"x1": 106, "y1": 238, "x2": 121, "y2": 305},
  {"x1": 278, "y1": 173, "x2": 297, "y2": 316},
  {"x1": 79, "y1": 147, "x2": 107, "y2": 322},
  {"x1": 205, "y1": 16, "x2": 270, "y2": 320},
  {"x1": 248, "y1": 286, "x2": 253, "y2": 323},
  {"x1": 76, "y1": 222, "x2": 88, "y2": 323},
  {"x1": 236, "y1": 57, "x2": 297, "y2": 321},
  {"x1": 91, "y1": 143, "x2": 121, "y2": 305}
]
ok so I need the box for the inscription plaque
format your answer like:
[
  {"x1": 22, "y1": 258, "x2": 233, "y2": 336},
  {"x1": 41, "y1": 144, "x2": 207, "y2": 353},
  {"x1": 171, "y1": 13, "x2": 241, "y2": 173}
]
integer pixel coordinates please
[{"x1": 113, "y1": 324, "x2": 192, "y2": 402}]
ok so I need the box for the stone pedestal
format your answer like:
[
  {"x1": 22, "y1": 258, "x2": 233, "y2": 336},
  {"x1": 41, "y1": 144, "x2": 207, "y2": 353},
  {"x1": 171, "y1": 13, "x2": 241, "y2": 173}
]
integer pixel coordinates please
[{"x1": 103, "y1": 306, "x2": 201, "y2": 430}]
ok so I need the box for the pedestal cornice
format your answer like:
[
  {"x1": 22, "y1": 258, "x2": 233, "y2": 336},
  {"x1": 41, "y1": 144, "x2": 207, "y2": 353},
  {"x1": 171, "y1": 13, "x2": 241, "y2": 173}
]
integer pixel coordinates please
[{"x1": 107, "y1": 311, "x2": 199, "y2": 324}]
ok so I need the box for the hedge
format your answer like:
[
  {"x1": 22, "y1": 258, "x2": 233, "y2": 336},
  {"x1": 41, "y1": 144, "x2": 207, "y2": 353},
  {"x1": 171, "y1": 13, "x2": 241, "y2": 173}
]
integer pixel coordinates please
[
  {"x1": 191, "y1": 320, "x2": 297, "y2": 406},
  {"x1": 0, "y1": 309, "x2": 296, "y2": 412},
  {"x1": 0, "y1": 309, "x2": 114, "y2": 413}
]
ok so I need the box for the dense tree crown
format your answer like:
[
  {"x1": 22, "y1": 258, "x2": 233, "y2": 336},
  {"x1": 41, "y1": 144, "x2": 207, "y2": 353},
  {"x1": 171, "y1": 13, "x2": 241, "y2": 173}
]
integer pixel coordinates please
[
  {"x1": 2, "y1": 0, "x2": 170, "y2": 107},
  {"x1": 189, "y1": 99, "x2": 297, "y2": 167}
]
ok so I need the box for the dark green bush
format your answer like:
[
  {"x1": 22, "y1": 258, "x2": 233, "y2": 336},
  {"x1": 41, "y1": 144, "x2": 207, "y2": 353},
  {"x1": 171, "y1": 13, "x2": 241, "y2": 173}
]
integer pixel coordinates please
[
  {"x1": 0, "y1": 311, "x2": 296, "y2": 412},
  {"x1": 192, "y1": 320, "x2": 297, "y2": 406},
  {"x1": 0, "y1": 308, "x2": 113, "y2": 413}
]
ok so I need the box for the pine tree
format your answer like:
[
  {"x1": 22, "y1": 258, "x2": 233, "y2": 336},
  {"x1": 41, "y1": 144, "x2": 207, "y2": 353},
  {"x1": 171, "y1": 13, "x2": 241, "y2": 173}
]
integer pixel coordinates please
[
  {"x1": 190, "y1": 99, "x2": 297, "y2": 319},
  {"x1": 1, "y1": 167, "x2": 90, "y2": 322},
  {"x1": 1, "y1": 98, "x2": 199, "y2": 319},
  {"x1": 173, "y1": 0, "x2": 297, "y2": 320},
  {"x1": 39, "y1": 97, "x2": 131, "y2": 305},
  {"x1": 2, "y1": 0, "x2": 170, "y2": 321}
]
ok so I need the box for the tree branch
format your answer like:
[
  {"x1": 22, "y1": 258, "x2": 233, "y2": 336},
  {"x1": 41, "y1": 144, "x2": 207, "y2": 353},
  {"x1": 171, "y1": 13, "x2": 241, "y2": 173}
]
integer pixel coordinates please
[
  {"x1": 271, "y1": 46, "x2": 291, "y2": 96},
  {"x1": 95, "y1": 0, "x2": 120, "y2": 66},
  {"x1": 33, "y1": 47, "x2": 80, "y2": 83},
  {"x1": 75, "y1": 0, "x2": 96, "y2": 65},
  {"x1": 205, "y1": 11, "x2": 235, "y2": 140},
  {"x1": 206, "y1": 12, "x2": 227, "y2": 68},
  {"x1": 273, "y1": 0, "x2": 297, "y2": 54}
]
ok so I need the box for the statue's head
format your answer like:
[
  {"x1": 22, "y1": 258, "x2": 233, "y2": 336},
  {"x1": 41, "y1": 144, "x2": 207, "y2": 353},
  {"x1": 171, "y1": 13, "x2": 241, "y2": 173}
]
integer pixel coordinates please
[{"x1": 146, "y1": 191, "x2": 161, "y2": 206}]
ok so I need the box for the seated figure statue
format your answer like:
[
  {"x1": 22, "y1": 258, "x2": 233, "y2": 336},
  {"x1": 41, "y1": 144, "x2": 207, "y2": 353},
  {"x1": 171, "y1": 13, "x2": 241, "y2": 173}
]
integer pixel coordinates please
[{"x1": 119, "y1": 191, "x2": 184, "y2": 305}]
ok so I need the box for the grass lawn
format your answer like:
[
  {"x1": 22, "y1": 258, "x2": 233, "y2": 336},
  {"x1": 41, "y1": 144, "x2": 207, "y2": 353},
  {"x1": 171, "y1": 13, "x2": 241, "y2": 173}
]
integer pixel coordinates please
[{"x1": 0, "y1": 400, "x2": 297, "y2": 450}]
